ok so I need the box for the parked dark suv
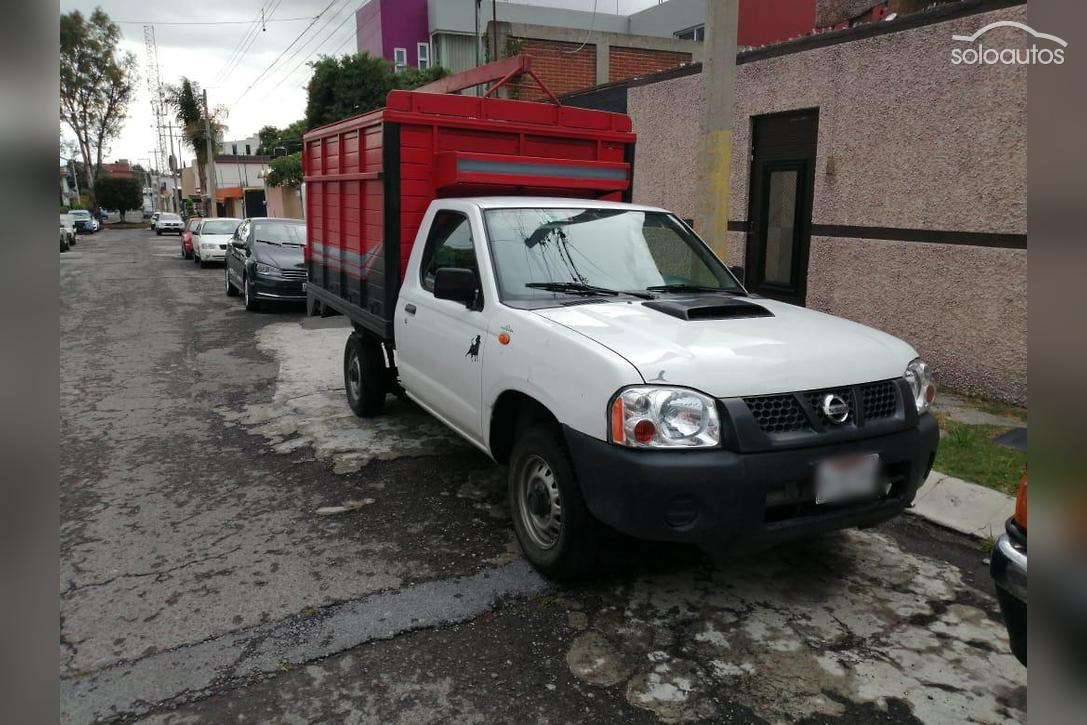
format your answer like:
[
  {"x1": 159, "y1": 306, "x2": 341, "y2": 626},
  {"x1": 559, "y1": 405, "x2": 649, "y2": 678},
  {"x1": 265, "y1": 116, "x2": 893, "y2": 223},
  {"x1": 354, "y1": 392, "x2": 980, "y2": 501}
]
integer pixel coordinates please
[{"x1": 224, "y1": 217, "x2": 307, "y2": 311}]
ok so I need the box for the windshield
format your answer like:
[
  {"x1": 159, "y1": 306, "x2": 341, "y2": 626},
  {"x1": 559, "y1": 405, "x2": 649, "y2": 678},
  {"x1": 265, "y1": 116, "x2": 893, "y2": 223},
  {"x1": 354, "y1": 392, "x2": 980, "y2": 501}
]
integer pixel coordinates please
[
  {"x1": 160, "y1": 214, "x2": 181, "y2": 222},
  {"x1": 254, "y1": 221, "x2": 306, "y2": 246},
  {"x1": 70, "y1": 210, "x2": 90, "y2": 219},
  {"x1": 482, "y1": 208, "x2": 742, "y2": 303},
  {"x1": 199, "y1": 219, "x2": 239, "y2": 235}
]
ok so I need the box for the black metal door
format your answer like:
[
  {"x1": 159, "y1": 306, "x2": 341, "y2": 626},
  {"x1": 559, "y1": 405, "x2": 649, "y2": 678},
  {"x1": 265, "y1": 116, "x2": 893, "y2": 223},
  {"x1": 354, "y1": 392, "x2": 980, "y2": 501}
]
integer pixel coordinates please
[
  {"x1": 745, "y1": 110, "x2": 818, "y2": 305},
  {"x1": 243, "y1": 189, "x2": 267, "y2": 218}
]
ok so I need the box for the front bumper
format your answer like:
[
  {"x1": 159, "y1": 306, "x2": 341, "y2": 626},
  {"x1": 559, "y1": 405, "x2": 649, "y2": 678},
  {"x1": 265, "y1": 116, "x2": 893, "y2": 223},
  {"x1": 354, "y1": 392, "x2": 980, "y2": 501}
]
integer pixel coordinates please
[
  {"x1": 252, "y1": 275, "x2": 306, "y2": 301},
  {"x1": 198, "y1": 246, "x2": 227, "y2": 261},
  {"x1": 990, "y1": 520, "x2": 1027, "y2": 664},
  {"x1": 563, "y1": 413, "x2": 939, "y2": 551}
]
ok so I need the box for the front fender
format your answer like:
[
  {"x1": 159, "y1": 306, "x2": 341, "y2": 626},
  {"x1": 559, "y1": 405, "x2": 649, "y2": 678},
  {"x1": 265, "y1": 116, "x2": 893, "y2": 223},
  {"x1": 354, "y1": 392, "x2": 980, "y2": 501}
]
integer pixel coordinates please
[{"x1": 481, "y1": 309, "x2": 643, "y2": 450}]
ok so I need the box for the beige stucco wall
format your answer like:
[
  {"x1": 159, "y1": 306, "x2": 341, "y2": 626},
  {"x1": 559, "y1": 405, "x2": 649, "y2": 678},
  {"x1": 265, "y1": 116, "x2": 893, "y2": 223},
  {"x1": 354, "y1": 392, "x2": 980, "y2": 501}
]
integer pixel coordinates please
[{"x1": 628, "y1": 6, "x2": 1027, "y2": 403}]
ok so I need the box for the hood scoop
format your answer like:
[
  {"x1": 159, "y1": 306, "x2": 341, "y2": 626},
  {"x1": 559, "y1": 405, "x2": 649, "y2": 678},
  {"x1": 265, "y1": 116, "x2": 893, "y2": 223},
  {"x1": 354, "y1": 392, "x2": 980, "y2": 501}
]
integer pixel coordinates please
[{"x1": 643, "y1": 296, "x2": 774, "y2": 321}]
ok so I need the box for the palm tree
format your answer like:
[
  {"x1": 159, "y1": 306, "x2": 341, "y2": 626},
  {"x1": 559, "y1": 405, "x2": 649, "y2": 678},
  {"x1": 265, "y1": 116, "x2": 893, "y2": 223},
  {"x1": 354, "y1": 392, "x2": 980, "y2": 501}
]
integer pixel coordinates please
[{"x1": 164, "y1": 78, "x2": 224, "y2": 212}]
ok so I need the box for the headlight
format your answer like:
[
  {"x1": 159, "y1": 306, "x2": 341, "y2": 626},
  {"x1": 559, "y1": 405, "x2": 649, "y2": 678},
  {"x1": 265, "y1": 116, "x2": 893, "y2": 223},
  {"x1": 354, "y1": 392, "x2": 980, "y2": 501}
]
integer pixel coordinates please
[
  {"x1": 904, "y1": 358, "x2": 936, "y2": 413},
  {"x1": 255, "y1": 263, "x2": 281, "y2": 276},
  {"x1": 609, "y1": 386, "x2": 720, "y2": 448}
]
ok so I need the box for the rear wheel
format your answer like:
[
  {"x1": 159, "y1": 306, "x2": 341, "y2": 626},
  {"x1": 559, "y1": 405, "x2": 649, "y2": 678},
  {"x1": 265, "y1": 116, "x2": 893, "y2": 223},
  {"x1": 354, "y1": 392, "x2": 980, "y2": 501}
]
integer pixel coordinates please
[
  {"x1": 509, "y1": 425, "x2": 601, "y2": 580},
  {"x1": 343, "y1": 332, "x2": 386, "y2": 418}
]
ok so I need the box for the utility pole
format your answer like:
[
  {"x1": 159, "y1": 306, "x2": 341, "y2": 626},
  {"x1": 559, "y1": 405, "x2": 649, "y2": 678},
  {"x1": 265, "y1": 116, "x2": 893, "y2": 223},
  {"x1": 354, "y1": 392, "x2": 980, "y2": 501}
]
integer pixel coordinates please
[
  {"x1": 492, "y1": 0, "x2": 498, "y2": 61},
  {"x1": 698, "y1": 0, "x2": 739, "y2": 260},
  {"x1": 202, "y1": 89, "x2": 218, "y2": 218}
]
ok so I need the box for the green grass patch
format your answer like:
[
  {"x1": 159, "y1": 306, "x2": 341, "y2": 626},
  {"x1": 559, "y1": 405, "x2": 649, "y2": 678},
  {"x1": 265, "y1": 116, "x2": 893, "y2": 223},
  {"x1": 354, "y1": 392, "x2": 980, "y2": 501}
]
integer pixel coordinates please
[{"x1": 933, "y1": 413, "x2": 1026, "y2": 496}]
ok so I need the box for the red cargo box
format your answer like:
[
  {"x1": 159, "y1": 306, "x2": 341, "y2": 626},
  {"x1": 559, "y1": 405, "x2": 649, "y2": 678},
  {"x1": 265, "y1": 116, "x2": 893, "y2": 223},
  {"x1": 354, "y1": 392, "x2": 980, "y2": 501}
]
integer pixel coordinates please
[{"x1": 303, "y1": 85, "x2": 635, "y2": 340}]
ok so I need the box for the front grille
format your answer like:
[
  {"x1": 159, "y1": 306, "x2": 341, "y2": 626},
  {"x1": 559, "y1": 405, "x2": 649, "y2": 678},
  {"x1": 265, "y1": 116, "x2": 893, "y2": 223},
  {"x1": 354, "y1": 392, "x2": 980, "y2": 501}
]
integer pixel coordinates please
[
  {"x1": 741, "y1": 380, "x2": 901, "y2": 436},
  {"x1": 280, "y1": 269, "x2": 307, "y2": 280},
  {"x1": 745, "y1": 394, "x2": 810, "y2": 433},
  {"x1": 861, "y1": 380, "x2": 898, "y2": 420},
  {"x1": 807, "y1": 388, "x2": 855, "y2": 426}
]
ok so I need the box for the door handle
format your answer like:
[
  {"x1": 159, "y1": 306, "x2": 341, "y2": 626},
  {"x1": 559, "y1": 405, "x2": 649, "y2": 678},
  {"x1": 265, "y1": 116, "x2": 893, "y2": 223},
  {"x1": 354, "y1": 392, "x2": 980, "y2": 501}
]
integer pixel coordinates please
[{"x1": 405, "y1": 303, "x2": 416, "y2": 316}]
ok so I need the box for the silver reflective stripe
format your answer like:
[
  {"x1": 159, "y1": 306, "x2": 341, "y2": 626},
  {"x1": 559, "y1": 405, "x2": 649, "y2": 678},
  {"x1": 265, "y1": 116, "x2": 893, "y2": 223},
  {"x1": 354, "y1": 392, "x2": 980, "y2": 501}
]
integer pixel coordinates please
[{"x1": 457, "y1": 158, "x2": 628, "y2": 181}]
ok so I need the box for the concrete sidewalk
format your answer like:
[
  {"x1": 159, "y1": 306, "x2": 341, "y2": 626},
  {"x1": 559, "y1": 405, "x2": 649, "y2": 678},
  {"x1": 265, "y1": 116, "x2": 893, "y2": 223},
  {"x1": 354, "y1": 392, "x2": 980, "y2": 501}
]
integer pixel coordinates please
[{"x1": 908, "y1": 470, "x2": 1014, "y2": 540}]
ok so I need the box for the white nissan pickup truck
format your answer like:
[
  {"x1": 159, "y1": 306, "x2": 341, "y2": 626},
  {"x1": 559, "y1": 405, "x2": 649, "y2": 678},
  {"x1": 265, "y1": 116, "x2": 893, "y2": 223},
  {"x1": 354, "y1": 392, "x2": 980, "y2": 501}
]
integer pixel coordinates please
[{"x1": 327, "y1": 197, "x2": 939, "y2": 579}]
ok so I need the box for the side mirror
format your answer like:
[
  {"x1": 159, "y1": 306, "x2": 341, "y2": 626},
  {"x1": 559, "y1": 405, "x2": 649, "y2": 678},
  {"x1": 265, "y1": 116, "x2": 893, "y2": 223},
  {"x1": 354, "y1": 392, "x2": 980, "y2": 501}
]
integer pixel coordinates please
[
  {"x1": 729, "y1": 264, "x2": 745, "y2": 284},
  {"x1": 433, "y1": 267, "x2": 479, "y2": 307},
  {"x1": 231, "y1": 238, "x2": 246, "y2": 248}
]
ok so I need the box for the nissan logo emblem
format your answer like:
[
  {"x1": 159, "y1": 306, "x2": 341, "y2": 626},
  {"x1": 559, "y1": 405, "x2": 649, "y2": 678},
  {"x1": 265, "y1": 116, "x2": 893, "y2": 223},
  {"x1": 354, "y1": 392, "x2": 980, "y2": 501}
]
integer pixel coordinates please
[{"x1": 821, "y1": 394, "x2": 850, "y2": 424}]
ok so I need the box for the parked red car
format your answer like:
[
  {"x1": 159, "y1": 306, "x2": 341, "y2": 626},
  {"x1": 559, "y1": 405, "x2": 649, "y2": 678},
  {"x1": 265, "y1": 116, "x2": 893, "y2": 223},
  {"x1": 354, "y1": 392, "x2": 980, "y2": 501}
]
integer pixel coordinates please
[{"x1": 181, "y1": 217, "x2": 203, "y2": 260}]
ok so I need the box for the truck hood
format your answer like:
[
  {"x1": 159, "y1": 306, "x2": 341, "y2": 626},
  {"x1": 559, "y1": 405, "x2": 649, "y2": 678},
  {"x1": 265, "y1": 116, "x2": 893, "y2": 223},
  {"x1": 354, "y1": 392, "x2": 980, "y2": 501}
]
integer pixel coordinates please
[{"x1": 533, "y1": 296, "x2": 916, "y2": 398}]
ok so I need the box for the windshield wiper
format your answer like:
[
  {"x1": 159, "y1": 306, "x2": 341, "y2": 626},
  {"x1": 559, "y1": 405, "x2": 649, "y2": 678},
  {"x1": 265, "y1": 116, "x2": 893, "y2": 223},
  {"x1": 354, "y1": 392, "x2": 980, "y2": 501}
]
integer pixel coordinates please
[
  {"x1": 254, "y1": 239, "x2": 282, "y2": 246},
  {"x1": 525, "y1": 282, "x2": 654, "y2": 299},
  {"x1": 645, "y1": 283, "x2": 746, "y2": 296}
]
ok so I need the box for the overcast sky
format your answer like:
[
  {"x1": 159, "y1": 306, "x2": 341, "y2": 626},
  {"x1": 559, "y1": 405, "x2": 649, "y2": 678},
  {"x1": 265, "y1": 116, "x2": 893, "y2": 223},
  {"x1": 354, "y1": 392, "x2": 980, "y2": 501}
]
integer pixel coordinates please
[{"x1": 59, "y1": 0, "x2": 663, "y2": 167}]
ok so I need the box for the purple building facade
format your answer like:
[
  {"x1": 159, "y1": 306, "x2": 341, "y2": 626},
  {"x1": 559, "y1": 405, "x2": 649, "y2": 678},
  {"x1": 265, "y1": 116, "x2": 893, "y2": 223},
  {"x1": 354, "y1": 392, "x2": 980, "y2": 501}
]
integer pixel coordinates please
[{"x1": 355, "y1": 0, "x2": 431, "y2": 70}]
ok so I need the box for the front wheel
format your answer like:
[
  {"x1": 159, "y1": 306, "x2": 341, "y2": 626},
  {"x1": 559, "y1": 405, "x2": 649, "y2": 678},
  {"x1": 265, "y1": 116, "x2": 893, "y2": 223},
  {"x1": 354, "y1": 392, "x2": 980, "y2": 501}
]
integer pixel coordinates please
[
  {"x1": 243, "y1": 276, "x2": 260, "y2": 311},
  {"x1": 343, "y1": 332, "x2": 386, "y2": 417},
  {"x1": 509, "y1": 425, "x2": 601, "y2": 580},
  {"x1": 225, "y1": 266, "x2": 238, "y2": 296}
]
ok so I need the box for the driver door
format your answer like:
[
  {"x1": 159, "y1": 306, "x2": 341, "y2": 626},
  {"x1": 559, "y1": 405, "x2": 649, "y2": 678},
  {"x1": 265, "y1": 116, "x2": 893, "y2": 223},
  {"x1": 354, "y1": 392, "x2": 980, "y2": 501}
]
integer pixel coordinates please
[{"x1": 396, "y1": 210, "x2": 487, "y2": 444}]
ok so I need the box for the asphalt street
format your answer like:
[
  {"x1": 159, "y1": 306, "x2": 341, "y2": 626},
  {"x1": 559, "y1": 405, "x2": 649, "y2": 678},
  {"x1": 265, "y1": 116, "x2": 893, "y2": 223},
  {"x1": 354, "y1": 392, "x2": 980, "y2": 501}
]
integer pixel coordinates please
[{"x1": 60, "y1": 227, "x2": 1026, "y2": 724}]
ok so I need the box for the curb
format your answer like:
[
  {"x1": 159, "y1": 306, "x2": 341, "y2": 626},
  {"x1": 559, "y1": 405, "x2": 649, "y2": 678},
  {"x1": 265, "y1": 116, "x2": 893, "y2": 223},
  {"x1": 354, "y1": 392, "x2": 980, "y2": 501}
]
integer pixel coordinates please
[{"x1": 906, "y1": 470, "x2": 1014, "y2": 540}]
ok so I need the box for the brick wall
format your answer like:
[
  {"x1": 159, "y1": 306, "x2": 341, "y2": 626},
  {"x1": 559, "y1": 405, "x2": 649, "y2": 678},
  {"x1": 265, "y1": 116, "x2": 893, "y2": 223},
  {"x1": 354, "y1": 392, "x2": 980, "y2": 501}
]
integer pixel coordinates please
[
  {"x1": 515, "y1": 38, "x2": 596, "y2": 99},
  {"x1": 608, "y1": 46, "x2": 692, "y2": 83}
]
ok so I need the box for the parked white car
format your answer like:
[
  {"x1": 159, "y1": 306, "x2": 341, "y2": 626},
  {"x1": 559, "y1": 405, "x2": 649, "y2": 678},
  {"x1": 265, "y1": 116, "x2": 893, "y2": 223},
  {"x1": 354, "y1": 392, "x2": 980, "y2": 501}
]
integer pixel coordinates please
[
  {"x1": 155, "y1": 213, "x2": 184, "y2": 236},
  {"x1": 59, "y1": 214, "x2": 77, "y2": 247},
  {"x1": 192, "y1": 217, "x2": 241, "y2": 267}
]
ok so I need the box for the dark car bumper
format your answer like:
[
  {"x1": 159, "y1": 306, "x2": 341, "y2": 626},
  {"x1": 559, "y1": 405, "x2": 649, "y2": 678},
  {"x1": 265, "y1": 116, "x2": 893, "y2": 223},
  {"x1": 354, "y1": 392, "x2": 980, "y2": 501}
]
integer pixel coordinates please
[
  {"x1": 563, "y1": 412, "x2": 939, "y2": 552},
  {"x1": 990, "y1": 519, "x2": 1027, "y2": 664},
  {"x1": 252, "y1": 276, "x2": 306, "y2": 301}
]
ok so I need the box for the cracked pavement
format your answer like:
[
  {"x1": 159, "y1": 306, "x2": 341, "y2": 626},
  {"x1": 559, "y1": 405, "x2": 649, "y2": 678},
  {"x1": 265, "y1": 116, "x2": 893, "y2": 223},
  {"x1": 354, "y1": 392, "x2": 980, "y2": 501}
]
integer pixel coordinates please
[{"x1": 61, "y1": 229, "x2": 1026, "y2": 723}]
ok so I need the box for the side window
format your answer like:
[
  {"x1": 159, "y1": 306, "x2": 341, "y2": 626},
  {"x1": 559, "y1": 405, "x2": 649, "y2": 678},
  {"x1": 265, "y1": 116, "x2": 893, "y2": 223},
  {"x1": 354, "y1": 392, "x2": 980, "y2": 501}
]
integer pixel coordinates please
[{"x1": 420, "y1": 211, "x2": 477, "y2": 292}]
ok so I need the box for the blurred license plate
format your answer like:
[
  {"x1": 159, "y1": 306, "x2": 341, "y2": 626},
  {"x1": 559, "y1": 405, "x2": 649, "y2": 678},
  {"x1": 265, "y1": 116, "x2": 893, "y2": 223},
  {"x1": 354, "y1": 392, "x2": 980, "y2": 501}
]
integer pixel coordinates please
[{"x1": 815, "y1": 453, "x2": 880, "y2": 504}]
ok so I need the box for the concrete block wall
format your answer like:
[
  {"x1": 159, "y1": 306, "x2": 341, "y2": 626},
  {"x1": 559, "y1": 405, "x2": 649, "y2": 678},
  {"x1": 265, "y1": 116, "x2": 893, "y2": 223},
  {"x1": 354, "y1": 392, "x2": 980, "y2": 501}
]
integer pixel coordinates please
[{"x1": 627, "y1": 4, "x2": 1028, "y2": 403}]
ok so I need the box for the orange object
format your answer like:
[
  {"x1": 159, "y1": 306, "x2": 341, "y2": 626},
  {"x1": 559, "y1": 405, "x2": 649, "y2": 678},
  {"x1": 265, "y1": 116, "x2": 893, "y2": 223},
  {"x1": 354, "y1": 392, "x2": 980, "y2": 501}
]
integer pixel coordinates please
[
  {"x1": 1013, "y1": 471, "x2": 1027, "y2": 530},
  {"x1": 498, "y1": 332, "x2": 510, "y2": 345},
  {"x1": 610, "y1": 397, "x2": 625, "y2": 443}
]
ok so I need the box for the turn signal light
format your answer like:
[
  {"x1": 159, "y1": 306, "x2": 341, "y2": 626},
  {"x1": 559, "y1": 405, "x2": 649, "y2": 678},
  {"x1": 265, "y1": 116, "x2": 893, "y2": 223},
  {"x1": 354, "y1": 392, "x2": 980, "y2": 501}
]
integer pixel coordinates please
[{"x1": 1013, "y1": 471, "x2": 1027, "y2": 530}]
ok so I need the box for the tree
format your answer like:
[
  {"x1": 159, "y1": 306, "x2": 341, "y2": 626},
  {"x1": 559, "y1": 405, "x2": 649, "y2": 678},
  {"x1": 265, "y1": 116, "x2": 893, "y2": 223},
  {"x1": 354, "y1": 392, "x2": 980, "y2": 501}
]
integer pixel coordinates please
[
  {"x1": 304, "y1": 53, "x2": 448, "y2": 130},
  {"x1": 265, "y1": 152, "x2": 303, "y2": 188},
  {"x1": 60, "y1": 8, "x2": 137, "y2": 207},
  {"x1": 96, "y1": 176, "x2": 142, "y2": 217},
  {"x1": 164, "y1": 78, "x2": 226, "y2": 213},
  {"x1": 258, "y1": 119, "x2": 307, "y2": 156}
]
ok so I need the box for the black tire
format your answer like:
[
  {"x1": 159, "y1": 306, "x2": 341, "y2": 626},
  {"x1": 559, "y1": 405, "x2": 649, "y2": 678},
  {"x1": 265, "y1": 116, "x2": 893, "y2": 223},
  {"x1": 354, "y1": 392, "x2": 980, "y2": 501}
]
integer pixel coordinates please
[
  {"x1": 225, "y1": 267, "x2": 239, "y2": 296},
  {"x1": 243, "y1": 276, "x2": 260, "y2": 311},
  {"x1": 199, "y1": 257, "x2": 207, "y2": 269},
  {"x1": 193, "y1": 251, "x2": 200, "y2": 264},
  {"x1": 343, "y1": 332, "x2": 386, "y2": 417},
  {"x1": 156, "y1": 229, "x2": 162, "y2": 236},
  {"x1": 509, "y1": 424, "x2": 601, "y2": 580}
]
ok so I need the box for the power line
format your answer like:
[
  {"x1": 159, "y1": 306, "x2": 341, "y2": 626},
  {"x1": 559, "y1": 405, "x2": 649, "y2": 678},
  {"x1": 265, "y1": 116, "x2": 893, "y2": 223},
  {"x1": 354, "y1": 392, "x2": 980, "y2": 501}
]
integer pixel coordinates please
[
  {"x1": 234, "y1": 0, "x2": 339, "y2": 104},
  {"x1": 115, "y1": 16, "x2": 313, "y2": 26},
  {"x1": 218, "y1": 0, "x2": 283, "y2": 82},
  {"x1": 263, "y1": 0, "x2": 359, "y2": 96}
]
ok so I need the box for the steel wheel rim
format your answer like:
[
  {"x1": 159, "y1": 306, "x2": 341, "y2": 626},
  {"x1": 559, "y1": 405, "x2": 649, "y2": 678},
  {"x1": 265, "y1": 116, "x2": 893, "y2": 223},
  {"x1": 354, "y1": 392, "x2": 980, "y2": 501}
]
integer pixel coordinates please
[
  {"x1": 347, "y1": 350, "x2": 362, "y2": 403},
  {"x1": 518, "y1": 454, "x2": 562, "y2": 550}
]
